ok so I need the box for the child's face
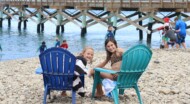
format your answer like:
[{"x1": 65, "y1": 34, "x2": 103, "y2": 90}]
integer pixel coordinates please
[
  {"x1": 108, "y1": 26, "x2": 114, "y2": 31},
  {"x1": 83, "y1": 49, "x2": 94, "y2": 62},
  {"x1": 106, "y1": 41, "x2": 117, "y2": 53}
]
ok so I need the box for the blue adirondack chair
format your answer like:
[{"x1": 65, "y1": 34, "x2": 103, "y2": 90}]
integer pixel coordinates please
[
  {"x1": 91, "y1": 44, "x2": 152, "y2": 104},
  {"x1": 39, "y1": 47, "x2": 77, "y2": 104}
]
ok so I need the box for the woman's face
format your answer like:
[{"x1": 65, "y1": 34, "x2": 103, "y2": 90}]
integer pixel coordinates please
[
  {"x1": 83, "y1": 49, "x2": 94, "y2": 62},
  {"x1": 106, "y1": 41, "x2": 117, "y2": 53}
]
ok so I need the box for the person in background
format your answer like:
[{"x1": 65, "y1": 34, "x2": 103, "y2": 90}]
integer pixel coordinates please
[
  {"x1": 164, "y1": 26, "x2": 177, "y2": 48},
  {"x1": 60, "y1": 40, "x2": 68, "y2": 49},
  {"x1": 89, "y1": 38, "x2": 124, "y2": 97},
  {"x1": 55, "y1": 38, "x2": 60, "y2": 47},
  {"x1": 37, "y1": 41, "x2": 47, "y2": 54},
  {"x1": 105, "y1": 25, "x2": 115, "y2": 40},
  {"x1": 157, "y1": 17, "x2": 171, "y2": 49},
  {"x1": 61, "y1": 47, "x2": 94, "y2": 97},
  {"x1": 174, "y1": 16, "x2": 187, "y2": 49}
]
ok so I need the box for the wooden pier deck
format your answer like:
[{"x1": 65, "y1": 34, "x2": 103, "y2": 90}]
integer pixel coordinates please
[
  {"x1": 1, "y1": 0, "x2": 190, "y2": 12},
  {"x1": 0, "y1": 0, "x2": 190, "y2": 41}
]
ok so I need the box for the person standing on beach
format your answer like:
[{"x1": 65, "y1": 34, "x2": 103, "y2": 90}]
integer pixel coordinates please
[
  {"x1": 61, "y1": 47, "x2": 94, "y2": 97},
  {"x1": 37, "y1": 41, "x2": 47, "y2": 54},
  {"x1": 157, "y1": 17, "x2": 171, "y2": 48},
  {"x1": 105, "y1": 25, "x2": 115, "y2": 40},
  {"x1": 55, "y1": 38, "x2": 60, "y2": 47},
  {"x1": 89, "y1": 38, "x2": 124, "y2": 97},
  {"x1": 60, "y1": 40, "x2": 68, "y2": 49},
  {"x1": 164, "y1": 26, "x2": 177, "y2": 48},
  {"x1": 174, "y1": 16, "x2": 187, "y2": 49}
]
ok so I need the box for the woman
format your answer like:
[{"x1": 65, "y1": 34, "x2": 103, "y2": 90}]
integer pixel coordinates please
[{"x1": 89, "y1": 38, "x2": 124, "y2": 97}]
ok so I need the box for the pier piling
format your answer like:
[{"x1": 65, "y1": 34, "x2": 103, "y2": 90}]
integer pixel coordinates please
[
  {"x1": 23, "y1": 20, "x2": 27, "y2": 29},
  {"x1": 8, "y1": 16, "x2": 11, "y2": 27},
  {"x1": 81, "y1": 10, "x2": 87, "y2": 36},
  {"x1": 112, "y1": 12, "x2": 117, "y2": 35},
  {"x1": 0, "y1": 11, "x2": 3, "y2": 28},
  {"x1": 138, "y1": 12, "x2": 143, "y2": 40},
  {"x1": 147, "y1": 15, "x2": 153, "y2": 43},
  {"x1": 56, "y1": 10, "x2": 63, "y2": 35},
  {"x1": 61, "y1": 25, "x2": 64, "y2": 33},
  {"x1": 18, "y1": 17, "x2": 22, "y2": 30},
  {"x1": 37, "y1": 11, "x2": 42, "y2": 33}
]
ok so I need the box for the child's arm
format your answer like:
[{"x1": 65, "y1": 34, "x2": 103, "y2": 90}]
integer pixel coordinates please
[{"x1": 96, "y1": 59, "x2": 109, "y2": 68}]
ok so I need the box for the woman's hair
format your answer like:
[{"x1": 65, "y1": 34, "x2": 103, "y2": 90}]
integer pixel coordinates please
[
  {"x1": 79, "y1": 47, "x2": 94, "y2": 63},
  {"x1": 104, "y1": 38, "x2": 118, "y2": 61}
]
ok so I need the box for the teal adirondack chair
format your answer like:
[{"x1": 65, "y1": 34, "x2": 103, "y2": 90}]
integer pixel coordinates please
[{"x1": 91, "y1": 44, "x2": 152, "y2": 104}]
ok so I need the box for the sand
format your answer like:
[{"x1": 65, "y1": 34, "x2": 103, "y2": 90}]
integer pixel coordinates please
[{"x1": 0, "y1": 49, "x2": 190, "y2": 104}]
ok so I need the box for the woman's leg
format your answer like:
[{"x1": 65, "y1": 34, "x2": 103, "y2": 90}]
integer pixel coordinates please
[
  {"x1": 96, "y1": 73, "x2": 114, "y2": 96},
  {"x1": 89, "y1": 69, "x2": 114, "y2": 97}
]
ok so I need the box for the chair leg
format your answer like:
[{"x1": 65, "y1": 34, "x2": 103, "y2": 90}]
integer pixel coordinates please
[
  {"x1": 91, "y1": 71, "x2": 100, "y2": 98},
  {"x1": 48, "y1": 90, "x2": 51, "y2": 99},
  {"x1": 43, "y1": 85, "x2": 48, "y2": 104},
  {"x1": 72, "y1": 90, "x2": 76, "y2": 104},
  {"x1": 134, "y1": 85, "x2": 143, "y2": 104},
  {"x1": 111, "y1": 88, "x2": 119, "y2": 104}
]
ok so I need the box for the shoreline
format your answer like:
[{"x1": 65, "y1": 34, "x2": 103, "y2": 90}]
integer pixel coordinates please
[{"x1": 0, "y1": 49, "x2": 190, "y2": 104}]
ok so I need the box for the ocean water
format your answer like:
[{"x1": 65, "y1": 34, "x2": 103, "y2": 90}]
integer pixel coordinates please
[{"x1": 0, "y1": 12, "x2": 190, "y2": 61}]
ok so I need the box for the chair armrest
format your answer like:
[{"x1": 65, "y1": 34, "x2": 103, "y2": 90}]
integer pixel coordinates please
[
  {"x1": 35, "y1": 67, "x2": 42, "y2": 74},
  {"x1": 94, "y1": 67, "x2": 118, "y2": 74}
]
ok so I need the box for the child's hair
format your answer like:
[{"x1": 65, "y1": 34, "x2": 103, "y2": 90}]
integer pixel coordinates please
[
  {"x1": 104, "y1": 38, "x2": 118, "y2": 61},
  {"x1": 108, "y1": 25, "x2": 113, "y2": 30},
  {"x1": 79, "y1": 47, "x2": 94, "y2": 63},
  {"x1": 165, "y1": 26, "x2": 169, "y2": 31},
  {"x1": 63, "y1": 40, "x2": 66, "y2": 42},
  {"x1": 42, "y1": 41, "x2": 45, "y2": 44}
]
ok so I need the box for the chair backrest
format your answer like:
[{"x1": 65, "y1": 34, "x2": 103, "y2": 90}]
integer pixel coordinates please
[
  {"x1": 117, "y1": 44, "x2": 152, "y2": 88},
  {"x1": 39, "y1": 47, "x2": 76, "y2": 90}
]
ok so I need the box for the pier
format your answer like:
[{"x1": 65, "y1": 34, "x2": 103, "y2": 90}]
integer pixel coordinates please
[{"x1": 0, "y1": 0, "x2": 190, "y2": 42}]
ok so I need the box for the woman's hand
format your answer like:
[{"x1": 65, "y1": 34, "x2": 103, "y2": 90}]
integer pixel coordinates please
[{"x1": 112, "y1": 74, "x2": 118, "y2": 80}]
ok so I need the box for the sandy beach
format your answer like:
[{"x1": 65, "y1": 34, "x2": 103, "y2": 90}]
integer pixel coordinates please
[{"x1": 0, "y1": 49, "x2": 190, "y2": 104}]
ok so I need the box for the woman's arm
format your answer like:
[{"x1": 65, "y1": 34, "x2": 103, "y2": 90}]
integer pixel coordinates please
[{"x1": 96, "y1": 59, "x2": 109, "y2": 68}]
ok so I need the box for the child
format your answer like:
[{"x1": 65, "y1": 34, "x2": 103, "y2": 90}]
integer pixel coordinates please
[
  {"x1": 164, "y1": 26, "x2": 177, "y2": 48},
  {"x1": 61, "y1": 47, "x2": 94, "y2": 97},
  {"x1": 37, "y1": 41, "x2": 47, "y2": 54},
  {"x1": 89, "y1": 38, "x2": 124, "y2": 97},
  {"x1": 60, "y1": 40, "x2": 68, "y2": 49},
  {"x1": 55, "y1": 38, "x2": 60, "y2": 47},
  {"x1": 105, "y1": 25, "x2": 115, "y2": 39}
]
